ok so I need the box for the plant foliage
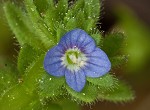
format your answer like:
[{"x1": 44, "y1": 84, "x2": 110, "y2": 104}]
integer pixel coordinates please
[{"x1": 0, "y1": 0, "x2": 134, "y2": 109}]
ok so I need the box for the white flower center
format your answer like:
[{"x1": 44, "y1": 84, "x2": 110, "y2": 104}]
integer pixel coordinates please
[{"x1": 61, "y1": 47, "x2": 87, "y2": 72}]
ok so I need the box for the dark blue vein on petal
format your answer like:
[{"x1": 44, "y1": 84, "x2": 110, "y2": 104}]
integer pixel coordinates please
[
  {"x1": 86, "y1": 61, "x2": 105, "y2": 68},
  {"x1": 72, "y1": 29, "x2": 82, "y2": 46},
  {"x1": 76, "y1": 30, "x2": 86, "y2": 47},
  {"x1": 65, "y1": 69, "x2": 86, "y2": 92},
  {"x1": 50, "y1": 65, "x2": 66, "y2": 76},
  {"x1": 45, "y1": 60, "x2": 62, "y2": 67},
  {"x1": 82, "y1": 64, "x2": 108, "y2": 77}
]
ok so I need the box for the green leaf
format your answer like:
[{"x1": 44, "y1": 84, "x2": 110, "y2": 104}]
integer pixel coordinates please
[
  {"x1": 63, "y1": 0, "x2": 84, "y2": 25},
  {"x1": 75, "y1": 10, "x2": 85, "y2": 29},
  {"x1": 44, "y1": 0, "x2": 68, "y2": 35},
  {"x1": 58, "y1": 99, "x2": 81, "y2": 110},
  {"x1": 3, "y1": 2, "x2": 46, "y2": 50},
  {"x1": 87, "y1": 74, "x2": 118, "y2": 90},
  {"x1": 43, "y1": 103, "x2": 63, "y2": 110},
  {"x1": 0, "y1": 54, "x2": 47, "y2": 109},
  {"x1": 17, "y1": 44, "x2": 42, "y2": 75},
  {"x1": 44, "y1": 0, "x2": 68, "y2": 25},
  {"x1": 83, "y1": 19, "x2": 95, "y2": 33},
  {"x1": 25, "y1": 0, "x2": 55, "y2": 49},
  {"x1": 56, "y1": 0, "x2": 68, "y2": 20},
  {"x1": 23, "y1": 54, "x2": 45, "y2": 91},
  {"x1": 68, "y1": 0, "x2": 84, "y2": 16},
  {"x1": 56, "y1": 25, "x2": 67, "y2": 42},
  {"x1": 110, "y1": 55, "x2": 127, "y2": 68},
  {"x1": 44, "y1": 99, "x2": 80, "y2": 110},
  {"x1": 98, "y1": 81, "x2": 134, "y2": 102},
  {"x1": 66, "y1": 83, "x2": 98, "y2": 103},
  {"x1": 83, "y1": 0, "x2": 100, "y2": 33},
  {"x1": 44, "y1": 1, "x2": 59, "y2": 37},
  {"x1": 39, "y1": 73, "x2": 65, "y2": 98},
  {"x1": 65, "y1": 18, "x2": 77, "y2": 30},
  {"x1": 91, "y1": 33, "x2": 102, "y2": 46},
  {"x1": 102, "y1": 33, "x2": 125, "y2": 57},
  {"x1": 0, "y1": 84, "x2": 41, "y2": 110},
  {"x1": 0, "y1": 63, "x2": 18, "y2": 96},
  {"x1": 84, "y1": 0, "x2": 100, "y2": 19},
  {"x1": 64, "y1": 0, "x2": 100, "y2": 33},
  {"x1": 33, "y1": 0, "x2": 49, "y2": 13}
]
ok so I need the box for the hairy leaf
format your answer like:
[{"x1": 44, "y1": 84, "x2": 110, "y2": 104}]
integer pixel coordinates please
[
  {"x1": 0, "y1": 62, "x2": 18, "y2": 97},
  {"x1": 58, "y1": 99, "x2": 81, "y2": 110},
  {"x1": 23, "y1": 54, "x2": 45, "y2": 91},
  {"x1": 83, "y1": 0, "x2": 100, "y2": 32},
  {"x1": 17, "y1": 44, "x2": 42, "y2": 75},
  {"x1": 102, "y1": 33, "x2": 125, "y2": 57},
  {"x1": 66, "y1": 83, "x2": 98, "y2": 103},
  {"x1": 25, "y1": 0, "x2": 55, "y2": 49},
  {"x1": 56, "y1": 25, "x2": 67, "y2": 42},
  {"x1": 91, "y1": 33, "x2": 102, "y2": 46},
  {"x1": 87, "y1": 74, "x2": 118, "y2": 90},
  {"x1": 56, "y1": 0, "x2": 68, "y2": 20},
  {"x1": 33, "y1": 0, "x2": 49, "y2": 13},
  {"x1": 98, "y1": 81, "x2": 134, "y2": 102},
  {"x1": 65, "y1": 18, "x2": 77, "y2": 30},
  {"x1": 110, "y1": 55, "x2": 127, "y2": 68},
  {"x1": 0, "y1": 84, "x2": 41, "y2": 110},
  {"x1": 3, "y1": 2, "x2": 46, "y2": 50},
  {"x1": 39, "y1": 73, "x2": 65, "y2": 98}
]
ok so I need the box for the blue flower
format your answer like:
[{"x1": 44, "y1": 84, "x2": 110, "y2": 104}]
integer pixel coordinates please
[{"x1": 44, "y1": 29, "x2": 111, "y2": 92}]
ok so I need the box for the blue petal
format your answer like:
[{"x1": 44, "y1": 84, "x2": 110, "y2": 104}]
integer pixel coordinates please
[
  {"x1": 59, "y1": 29, "x2": 81, "y2": 49},
  {"x1": 80, "y1": 40, "x2": 96, "y2": 54},
  {"x1": 65, "y1": 69, "x2": 86, "y2": 92},
  {"x1": 44, "y1": 46, "x2": 65, "y2": 76},
  {"x1": 86, "y1": 47, "x2": 109, "y2": 59},
  {"x1": 84, "y1": 48, "x2": 111, "y2": 77},
  {"x1": 59, "y1": 29, "x2": 96, "y2": 53},
  {"x1": 44, "y1": 46, "x2": 63, "y2": 58}
]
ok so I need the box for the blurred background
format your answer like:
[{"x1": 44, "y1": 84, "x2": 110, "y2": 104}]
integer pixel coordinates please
[{"x1": 0, "y1": 0, "x2": 150, "y2": 110}]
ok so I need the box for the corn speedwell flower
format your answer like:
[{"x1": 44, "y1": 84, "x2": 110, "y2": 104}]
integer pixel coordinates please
[{"x1": 44, "y1": 29, "x2": 111, "y2": 92}]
